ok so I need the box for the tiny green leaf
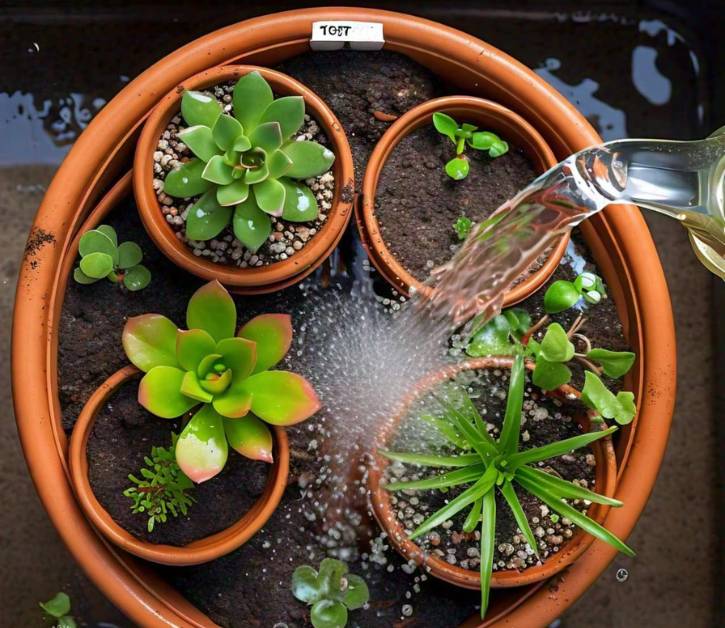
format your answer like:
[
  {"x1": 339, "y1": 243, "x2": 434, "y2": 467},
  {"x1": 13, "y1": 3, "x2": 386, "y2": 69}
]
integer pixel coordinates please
[
  {"x1": 249, "y1": 121, "x2": 284, "y2": 154},
  {"x1": 291, "y1": 565, "x2": 320, "y2": 604},
  {"x1": 581, "y1": 371, "x2": 636, "y2": 425},
  {"x1": 468, "y1": 131, "x2": 498, "y2": 150},
  {"x1": 177, "y1": 125, "x2": 219, "y2": 162},
  {"x1": 202, "y1": 154, "x2": 235, "y2": 185},
  {"x1": 117, "y1": 241, "x2": 143, "y2": 269},
  {"x1": 123, "y1": 264, "x2": 151, "y2": 291},
  {"x1": 73, "y1": 267, "x2": 98, "y2": 285},
  {"x1": 539, "y1": 323, "x2": 575, "y2": 363},
  {"x1": 342, "y1": 574, "x2": 369, "y2": 610},
  {"x1": 488, "y1": 140, "x2": 509, "y2": 158},
  {"x1": 79, "y1": 229, "x2": 116, "y2": 259},
  {"x1": 267, "y1": 149, "x2": 294, "y2": 179},
  {"x1": 39, "y1": 592, "x2": 71, "y2": 618},
  {"x1": 212, "y1": 114, "x2": 244, "y2": 152},
  {"x1": 260, "y1": 96, "x2": 305, "y2": 140},
  {"x1": 282, "y1": 140, "x2": 335, "y2": 179},
  {"x1": 586, "y1": 348, "x2": 636, "y2": 378},
  {"x1": 310, "y1": 599, "x2": 348, "y2": 628},
  {"x1": 281, "y1": 180, "x2": 319, "y2": 222},
  {"x1": 532, "y1": 358, "x2": 572, "y2": 390},
  {"x1": 453, "y1": 216, "x2": 473, "y2": 241},
  {"x1": 181, "y1": 90, "x2": 222, "y2": 128},
  {"x1": 79, "y1": 251, "x2": 114, "y2": 279},
  {"x1": 164, "y1": 159, "x2": 213, "y2": 198},
  {"x1": 432, "y1": 111, "x2": 458, "y2": 143},
  {"x1": 232, "y1": 197, "x2": 272, "y2": 252},
  {"x1": 186, "y1": 190, "x2": 233, "y2": 241},
  {"x1": 254, "y1": 177, "x2": 286, "y2": 216},
  {"x1": 544, "y1": 280, "x2": 581, "y2": 314},
  {"x1": 217, "y1": 180, "x2": 250, "y2": 207},
  {"x1": 445, "y1": 156, "x2": 469, "y2": 180},
  {"x1": 466, "y1": 314, "x2": 516, "y2": 357},
  {"x1": 96, "y1": 224, "x2": 117, "y2": 246}
]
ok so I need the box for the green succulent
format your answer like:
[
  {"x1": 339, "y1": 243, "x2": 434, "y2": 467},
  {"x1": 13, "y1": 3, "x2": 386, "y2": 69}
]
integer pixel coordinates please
[
  {"x1": 73, "y1": 225, "x2": 150, "y2": 290},
  {"x1": 453, "y1": 215, "x2": 474, "y2": 241},
  {"x1": 123, "y1": 433, "x2": 195, "y2": 532},
  {"x1": 292, "y1": 558, "x2": 369, "y2": 628},
  {"x1": 544, "y1": 272, "x2": 607, "y2": 314},
  {"x1": 432, "y1": 111, "x2": 509, "y2": 181},
  {"x1": 39, "y1": 592, "x2": 76, "y2": 628},
  {"x1": 163, "y1": 71, "x2": 335, "y2": 252},
  {"x1": 122, "y1": 280, "x2": 320, "y2": 483},
  {"x1": 381, "y1": 353, "x2": 633, "y2": 618}
]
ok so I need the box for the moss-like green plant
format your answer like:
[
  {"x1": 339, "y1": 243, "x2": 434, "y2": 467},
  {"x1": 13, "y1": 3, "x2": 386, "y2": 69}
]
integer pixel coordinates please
[
  {"x1": 39, "y1": 592, "x2": 76, "y2": 628},
  {"x1": 544, "y1": 271, "x2": 607, "y2": 314},
  {"x1": 453, "y1": 215, "x2": 474, "y2": 241},
  {"x1": 381, "y1": 353, "x2": 633, "y2": 618},
  {"x1": 73, "y1": 224, "x2": 150, "y2": 290},
  {"x1": 122, "y1": 280, "x2": 320, "y2": 482},
  {"x1": 292, "y1": 558, "x2": 369, "y2": 628},
  {"x1": 163, "y1": 71, "x2": 335, "y2": 252},
  {"x1": 123, "y1": 433, "x2": 195, "y2": 532},
  {"x1": 432, "y1": 112, "x2": 508, "y2": 181}
]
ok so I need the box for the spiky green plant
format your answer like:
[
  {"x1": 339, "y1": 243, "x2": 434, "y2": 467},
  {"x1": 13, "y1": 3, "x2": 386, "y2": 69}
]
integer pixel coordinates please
[
  {"x1": 73, "y1": 224, "x2": 150, "y2": 290},
  {"x1": 381, "y1": 353, "x2": 633, "y2": 618},
  {"x1": 122, "y1": 279, "x2": 320, "y2": 483},
  {"x1": 163, "y1": 71, "x2": 335, "y2": 252},
  {"x1": 292, "y1": 558, "x2": 369, "y2": 628}
]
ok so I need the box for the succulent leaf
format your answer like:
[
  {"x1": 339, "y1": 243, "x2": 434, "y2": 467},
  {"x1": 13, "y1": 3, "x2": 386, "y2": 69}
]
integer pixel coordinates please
[
  {"x1": 79, "y1": 252, "x2": 114, "y2": 279},
  {"x1": 123, "y1": 264, "x2": 152, "y2": 291},
  {"x1": 181, "y1": 90, "x2": 222, "y2": 128},
  {"x1": 249, "y1": 121, "x2": 283, "y2": 154},
  {"x1": 180, "y1": 370, "x2": 214, "y2": 403},
  {"x1": 282, "y1": 141, "x2": 335, "y2": 179},
  {"x1": 445, "y1": 157, "x2": 469, "y2": 180},
  {"x1": 532, "y1": 358, "x2": 572, "y2": 390},
  {"x1": 267, "y1": 149, "x2": 294, "y2": 179},
  {"x1": 39, "y1": 593, "x2": 72, "y2": 619},
  {"x1": 260, "y1": 96, "x2": 304, "y2": 140},
  {"x1": 138, "y1": 366, "x2": 197, "y2": 418},
  {"x1": 291, "y1": 565, "x2": 320, "y2": 604},
  {"x1": 123, "y1": 314, "x2": 179, "y2": 372},
  {"x1": 432, "y1": 112, "x2": 458, "y2": 143},
  {"x1": 318, "y1": 558, "x2": 348, "y2": 597},
  {"x1": 177, "y1": 328, "x2": 216, "y2": 371},
  {"x1": 539, "y1": 323, "x2": 575, "y2": 362},
  {"x1": 232, "y1": 135, "x2": 252, "y2": 152},
  {"x1": 543, "y1": 280, "x2": 581, "y2": 314},
  {"x1": 202, "y1": 154, "x2": 235, "y2": 185},
  {"x1": 242, "y1": 371, "x2": 321, "y2": 425},
  {"x1": 73, "y1": 267, "x2": 97, "y2": 285},
  {"x1": 164, "y1": 159, "x2": 213, "y2": 198},
  {"x1": 232, "y1": 71, "x2": 274, "y2": 131},
  {"x1": 224, "y1": 414, "x2": 273, "y2": 462},
  {"x1": 79, "y1": 229, "x2": 116, "y2": 260},
  {"x1": 469, "y1": 131, "x2": 498, "y2": 150},
  {"x1": 310, "y1": 600, "x2": 347, "y2": 628},
  {"x1": 216, "y1": 336, "x2": 257, "y2": 383},
  {"x1": 281, "y1": 180, "x2": 318, "y2": 222},
  {"x1": 212, "y1": 387, "x2": 252, "y2": 418},
  {"x1": 197, "y1": 353, "x2": 223, "y2": 378},
  {"x1": 244, "y1": 160, "x2": 269, "y2": 185},
  {"x1": 186, "y1": 190, "x2": 232, "y2": 241},
  {"x1": 117, "y1": 241, "x2": 143, "y2": 269},
  {"x1": 96, "y1": 224, "x2": 117, "y2": 246},
  {"x1": 581, "y1": 372, "x2": 636, "y2": 425},
  {"x1": 175, "y1": 404, "x2": 228, "y2": 483},
  {"x1": 488, "y1": 140, "x2": 509, "y2": 158},
  {"x1": 217, "y1": 180, "x2": 250, "y2": 207},
  {"x1": 238, "y1": 313, "x2": 292, "y2": 373},
  {"x1": 211, "y1": 113, "x2": 244, "y2": 152},
  {"x1": 232, "y1": 197, "x2": 272, "y2": 252},
  {"x1": 177, "y1": 125, "x2": 220, "y2": 162},
  {"x1": 186, "y1": 280, "x2": 237, "y2": 343},
  {"x1": 199, "y1": 368, "x2": 233, "y2": 394},
  {"x1": 586, "y1": 348, "x2": 636, "y2": 378},
  {"x1": 342, "y1": 574, "x2": 369, "y2": 610},
  {"x1": 254, "y1": 178, "x2": 286, "y2": 216}
]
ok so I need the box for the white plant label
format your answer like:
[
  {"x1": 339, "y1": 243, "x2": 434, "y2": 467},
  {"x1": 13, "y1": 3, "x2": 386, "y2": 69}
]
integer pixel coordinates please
[{"x1": 310, "y1": 21, "x2": 384, "y2": 51}]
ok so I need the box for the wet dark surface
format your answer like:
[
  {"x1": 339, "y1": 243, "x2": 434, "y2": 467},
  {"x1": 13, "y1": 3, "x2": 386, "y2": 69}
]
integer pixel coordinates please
[{"x1": 1, "y1": 1, "x2": 720, "y2": 627}]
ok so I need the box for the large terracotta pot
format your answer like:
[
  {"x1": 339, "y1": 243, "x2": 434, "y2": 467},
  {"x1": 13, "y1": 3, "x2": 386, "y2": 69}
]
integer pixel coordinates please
[
  {"x1": 12, "y1": 8, "x2": 676, "y2": 628},
  {"x1": 134, "y1": 64, "x2": 354, "y2": 294},
  {"x1": 358, "y1": 96, "x2": 566, "y2": 304},
  {"x1": 368, "y1": 356, "x2": 618, "y2": 590}
]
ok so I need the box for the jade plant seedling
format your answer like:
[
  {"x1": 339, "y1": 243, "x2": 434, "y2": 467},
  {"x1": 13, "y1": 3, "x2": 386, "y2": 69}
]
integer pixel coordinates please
[
  {"x1": 123, "y1": 433, "x2": 195, "y2": 532},
  {"x1": 432, "y1": 112, "x2": 508, "y2": 181},
  {"x1": 381, "y1": 353, "x2": 633, "y2": 618},
  {"x1": 292, "y1": 558, "x2": 369, "y2": 628},
  {"x1": 122, "y1": 279, "x2": 320, "y2": 482},
  {"x1": 544, "y1": 271, "x2": 607, "y2": 313},
  {"x1": 73, "y1": 224, "x2": 151, "y2": 290},
  {"x1": 163, "y1": 71, "x2": 335, "y2": 252},
  {"x1": 39, "y1": 592, "x2": 77, "y2": 628}
]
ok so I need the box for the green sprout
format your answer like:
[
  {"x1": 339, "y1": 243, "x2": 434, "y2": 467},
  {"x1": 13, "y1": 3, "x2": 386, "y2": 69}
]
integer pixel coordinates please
[
  {"x1": 39, "y1": 592, "x2": 77, "y2": 628},
  {"x1": 163, "y1": 71, "x2": 335, "y2": 252},
  {"x1": 381, "y1": 353, "x2": 633, "y2": 618},
  {"x1": 544, "y1": 272, "x2": 607, "y2": 314},
  {"x1": 453, "y1": 215, "x2": 474, "y2": 241},
  {"x1": 432, "y1": 111, "x2": 508, "y2": 181},
  {"x1": 292, "y1": 558, "x2": 369, "y2": 628},
  {"x1": 73, "y1": 225, "x2": 150, "y2": 290},
  {"x1": 123, "y1": 433, "x2": 195, "y2": 532},
  {"x1": 122, "y1": 279, "x2": 321, "y2": 483}
]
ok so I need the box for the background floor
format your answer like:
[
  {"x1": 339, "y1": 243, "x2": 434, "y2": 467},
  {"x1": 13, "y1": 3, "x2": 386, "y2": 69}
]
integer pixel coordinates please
[{"x1": 1, "y1": 2, "x2": 721, "y2": 626}]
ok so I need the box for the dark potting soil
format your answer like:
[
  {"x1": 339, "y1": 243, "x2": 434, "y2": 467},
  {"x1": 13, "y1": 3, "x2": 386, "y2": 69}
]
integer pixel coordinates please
[
  {"x1": 86, "y1": 375, "x2": 268, "y2": 545},
  {"x1": 375, "y1": 124, "x2": 539, "y2": 281}
]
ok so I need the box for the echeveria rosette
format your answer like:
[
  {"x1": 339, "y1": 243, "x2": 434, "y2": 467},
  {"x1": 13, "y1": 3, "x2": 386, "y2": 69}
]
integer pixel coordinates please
[
  {"x1": 162, "y1": 71, "x2": 335, "y2": 253},
  {"x1": 122, "y1": 280, "x2": 320, "y2": 483}
]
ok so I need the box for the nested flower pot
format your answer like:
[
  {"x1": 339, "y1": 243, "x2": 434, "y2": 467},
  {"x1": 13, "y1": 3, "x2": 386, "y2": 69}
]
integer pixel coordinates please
[
  {"x1": 367, "y1": 356, "x2": 618, "y2": 591},
  {"x1": 358, "y1": 96, "x2": 566, "y2": 304},
  {"x1": 134, "y1": 64, "x2": 355, "y2": 294}
]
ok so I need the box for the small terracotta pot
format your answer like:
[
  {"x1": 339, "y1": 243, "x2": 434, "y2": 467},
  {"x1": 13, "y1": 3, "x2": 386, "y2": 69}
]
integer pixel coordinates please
[
  {"x1": 358, "y1": 96, "x2": 566, "y2": 305},
  {"x1": 368, "y1": 356, "x2": 617, "y2": 590},
  {"x1": 134, "y1": 64, "x2": 354, "y2": 294},
  {"x1": 69, "y1": 366, "x2": 289, "y2": 566}
]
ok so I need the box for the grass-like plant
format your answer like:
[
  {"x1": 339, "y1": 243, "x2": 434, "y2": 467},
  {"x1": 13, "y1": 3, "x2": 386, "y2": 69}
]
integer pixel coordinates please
[
  {"x1": 73, "y1": 224, "x2": 150, "y2": 290},
  {"x1": 39, "y1": 592, "x2": 76, "y2": 628},
  {"x1": 123, "y1": 433, "x2": 195, "y2": 532},
  {"x1": 163, "y1": 71, "x2": 335, "y2": 252},
  {"x1": 292, "y1": 558, "x2": 369, "y2": 628},
  {"x1": 381, "y1": 353, "x2": 633, "y2": 618},
  {"x1": 432, "y1": 112, "x2": 508, "y2": 180},
  {"x1": 122, "y1": 279, "x2": 320, "y2": 482}
]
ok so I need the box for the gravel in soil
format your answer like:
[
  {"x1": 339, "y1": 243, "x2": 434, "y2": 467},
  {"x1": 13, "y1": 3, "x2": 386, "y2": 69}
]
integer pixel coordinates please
[
  {"x1": 374, "y1": 124, "x2": 539, "y2": 282},
  {"x1": 87, "y1": 375, "x2": 268, "y2": 545}
]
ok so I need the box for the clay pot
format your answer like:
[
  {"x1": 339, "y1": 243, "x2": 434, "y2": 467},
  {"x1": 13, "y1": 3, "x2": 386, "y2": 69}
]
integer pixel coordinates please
[
  {"x1": 358, "y1": 96, "x2": 565, "y2": 304},
  {"x1": 69, "y1": 366, "x2": 289, "y2": 566},
  {"x1": 13, "y1": 8, "x2": 675, "y2": 627},
  {"x1": 134, "y1": 64, "x2": 354, "y2": 294},
  {"x1": 367, "y1": 356, "x2": 617, "y2": 590}
]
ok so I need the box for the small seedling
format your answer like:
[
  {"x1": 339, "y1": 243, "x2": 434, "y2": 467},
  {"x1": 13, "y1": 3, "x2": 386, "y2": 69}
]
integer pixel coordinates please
[
  {"x1": 123, "y1": 433, "x2": 195, "y2": 532},
  {"x1": 381, "y1": 353, "x2": 633, "y2": 619},
  {"x1": 163, "y1": 71, "x2": 335, "y2": 252},
  {"x1": 122, "y1": 280, "x2": 320, "y2": 483},
  {"x1": 544, "y1": 271, "x2": 606, "y2": 314},
  {"x1": 39, "y1": 592, "x2": 77, "y2": 628},
  {"x1": 292, "y1": 558, "x2": 369, "y2": 628},
  {"x1": 453, "y1": 215, "x2": 474, "y2": 241},
  {"x1": 432, "y1": 111, "x2": 508, "y2": 181},
  {"x1": 73, "y1": 224, "x2": 151, "y2": 291}
]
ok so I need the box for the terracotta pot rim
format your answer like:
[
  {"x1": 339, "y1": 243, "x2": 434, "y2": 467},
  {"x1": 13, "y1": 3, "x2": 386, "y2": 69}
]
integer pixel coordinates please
[
  {"x1": 358, "y1": 96, "x2": 568, "y2": 306},
  {"x1": 68, "y1": 365, "x2": 289, "y2": 566},
  {"x1": 368, "y1": 355, "x2": 618, "y2": 590},
  {"x1": 133, "y1": 64, "x2": 354, "y2": 293}
]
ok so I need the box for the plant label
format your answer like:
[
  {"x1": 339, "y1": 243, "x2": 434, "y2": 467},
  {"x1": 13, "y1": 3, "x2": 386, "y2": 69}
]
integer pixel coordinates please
[{"x1": 310, "y1": 21, "x2": 385, "y2": 51}]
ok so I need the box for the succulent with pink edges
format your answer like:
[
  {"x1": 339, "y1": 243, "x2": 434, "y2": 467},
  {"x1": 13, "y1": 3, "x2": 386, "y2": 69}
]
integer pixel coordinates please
[{"x1": 122, "y1": 280, "x2": 320, "y2": 483}]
